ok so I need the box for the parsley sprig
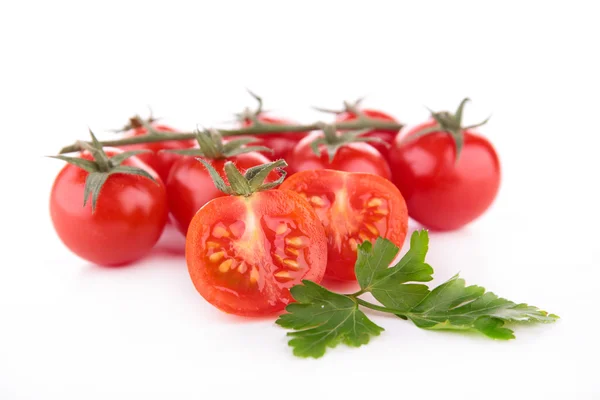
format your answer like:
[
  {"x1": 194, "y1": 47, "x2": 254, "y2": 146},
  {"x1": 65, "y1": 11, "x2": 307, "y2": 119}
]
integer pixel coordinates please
[{"x1": 276, "y1": 230, "x2": 558, "y2": 358}]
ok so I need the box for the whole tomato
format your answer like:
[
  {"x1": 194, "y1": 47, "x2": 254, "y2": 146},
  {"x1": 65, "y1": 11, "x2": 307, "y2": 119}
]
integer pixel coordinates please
[
  {"x1": 167, "y1": 152, "x2": 275, "y2": 236},
  {"x1": 388, "y1": 99, "x2": 500, "y2": 231},
  {"x1": 186, "y1": 160, "x2": 327, "y2": 316},
  {"x1": 119, "y1": 117, "x2": 195, "y2": 182},
  {"x1": 287, "y1": 130, "x2": 392, "y2": 180},
  {"x1": 241, "y1": 114, "x2": 308, "y2": 161},
  {"x1": 336, "y1": 108, "x2": 399, "y2": 159},
  {"x1": 50, "y1": 144, "x2": 168, "y2": 265}
]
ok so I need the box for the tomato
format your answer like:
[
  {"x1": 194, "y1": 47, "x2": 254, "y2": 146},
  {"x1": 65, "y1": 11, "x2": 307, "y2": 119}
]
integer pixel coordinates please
[
  {"x1": 280, "y1": 169, "x2": 408, "y2": 281},
  {"x1": 242, "y1": 115, "x2": 308, "y2": 161},
  {"x1": 186, "y1": 189, "x2": 327, "y2": 316},
  {"x1": 388, "y1": 120, "x2": 501, "y2": 231},
  {"x1": 336, "y1": 108, "x2": 399, "y2": 159},
  {"x1": 287, "y1": 131, "x2": 392, "y2": 180},
  {"x1": 50, "y1": 149, "x2": 168, "y2": 265},
  {"x1": 167, "y1": 152, "x2": 275, "y2": 235},
  {"x1": 120, "y1": 123, "x2": 195, "y2": 182}
]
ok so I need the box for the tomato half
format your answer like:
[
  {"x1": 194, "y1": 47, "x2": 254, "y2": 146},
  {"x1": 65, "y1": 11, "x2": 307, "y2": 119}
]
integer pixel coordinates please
[
  {"x1": 280, "y1": 170, "x2": 408, "y2": 281},
  {"x1": 186, "y1": 190, "x2": 327, "y2": 316},
  {"x1": 388, "y1": 120, "x2": 501, "y2": 231},
  {"x1": 166, "y1": 152, "x2": 275, "y2": 235},
  {"x1": 336, "y1": 108, "x2": 399, "y2": 159},
  {"x1": 119, "y1": 124, "x2": 195, "y2": 182},
  {"x1": 242, "y1": 115, "x2": 308, "y2": 161},
  {"x1": 50, "y1": 149, "x2": 168, "y2": 265},
  {"x1": 287, "y1": 131, "x2": 392, "y2": 180}
]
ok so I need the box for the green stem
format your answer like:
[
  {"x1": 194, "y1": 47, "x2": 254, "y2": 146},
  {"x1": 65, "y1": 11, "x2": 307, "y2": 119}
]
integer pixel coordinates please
[
  {"x1": 58, "y1": 118, "x2": 404, "y2": 154},
  {"x1": 354, "y1": 298, "x2": 409, "y2": 317}
]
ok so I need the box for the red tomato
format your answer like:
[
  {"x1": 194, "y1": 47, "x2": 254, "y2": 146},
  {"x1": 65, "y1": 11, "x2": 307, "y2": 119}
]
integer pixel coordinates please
[
  {"x1": 166, "y1": 152, "x2": 275, "y2": 235},
  {"x1": 120, "y1": 123, "x2": 195, "y2": 182},
  {"x1": 50, "y1": 149, "x2": 168, "y2": 265},
  {"x1": 287, "y1": 131, "x2": 392, "y2": 180},
  {"x1": 388, "y1": 120, "x2": 501, "y2": 231},
  {"x1": 336, "y1": 108, "x2": 399, "y2": 159},
  {"x1": 280, "y1": 169, "x2": 408, "y2": 281},
  {"x1": 242, "y1": 115, "x2": 308, "y2": 161},
  {"x1": 186, "y1": 190, "x2": 327, "y2": 316}
]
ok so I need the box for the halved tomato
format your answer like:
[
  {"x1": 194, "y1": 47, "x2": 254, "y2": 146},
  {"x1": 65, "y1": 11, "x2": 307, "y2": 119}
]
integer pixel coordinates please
[
  {"x1": 280, "y1": 169, "x2": 408, "y2": 281},
  {"x1": 186, "y1": 190, "x2": 327, "y2": 316}
]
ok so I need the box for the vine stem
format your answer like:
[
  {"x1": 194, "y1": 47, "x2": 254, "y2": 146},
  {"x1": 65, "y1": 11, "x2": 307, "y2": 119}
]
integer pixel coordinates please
[
  {"x1": 354, "y1": 297, "x2": 409, "y2": 318},
  {"x1": 58, "y1": 118, "x2": 403, "y2": 154}
]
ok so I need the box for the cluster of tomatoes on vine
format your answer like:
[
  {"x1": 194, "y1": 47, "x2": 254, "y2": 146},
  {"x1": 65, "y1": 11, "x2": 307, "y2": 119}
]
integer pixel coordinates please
[{"x1": 49, "y1": 93, "x2": 500, "y2": 316}]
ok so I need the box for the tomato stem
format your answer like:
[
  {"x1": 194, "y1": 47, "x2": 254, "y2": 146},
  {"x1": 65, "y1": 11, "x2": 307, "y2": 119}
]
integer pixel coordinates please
[
  {"x1": 354, "y1": 298, "x2": 409, "y2": 318},
  {"x1": 58, "y1": 118, "x2": 404, "y2": 154}
]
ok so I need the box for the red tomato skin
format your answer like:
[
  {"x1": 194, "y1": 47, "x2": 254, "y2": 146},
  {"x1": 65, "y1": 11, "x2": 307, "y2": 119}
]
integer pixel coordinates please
[
  {"x1": 287, "y1": 131, "x2": 392, "y2": 180},
  {"x1": 336, "y1": 108, "x2": 399, "y2": 159},
  {"x1": 388, "y1": 120, "x2": 501, "y2": 231},
  {"x1": 186, "y1": 190, "x2": 327, "y2": 316},
  {"x1": 119, "y1": 124, "x2": 195, "y2": 182},
  {"x1": 166, "y1": 152, "x2": 274, "y2": 236},
  {"x1": 50, "y1": 149, "x2": 168, "y2": 265},
  {"x1": 242, "y1": 115, "x2": 308, "y2": 161},
  {"x1": 281, "y1": 169, "x2": 408, "y2": 281}
]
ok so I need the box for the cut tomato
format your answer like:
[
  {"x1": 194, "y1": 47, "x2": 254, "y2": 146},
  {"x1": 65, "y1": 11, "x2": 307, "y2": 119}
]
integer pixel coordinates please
[
  {"x1": 280, "y1": 169, "x2": 408, "y2": 281},
  {"x1": 186, "y1": 189, "x2": 327, "y2": 316}
]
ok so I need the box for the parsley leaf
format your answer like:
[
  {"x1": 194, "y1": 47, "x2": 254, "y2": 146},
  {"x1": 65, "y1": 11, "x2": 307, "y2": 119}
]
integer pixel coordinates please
[
  {"x1": 276, "y1": 280, "x2": 384, "y2": 358},
  {"x1": 277, "y1": 230, "x2": 558, "y2": 358}
]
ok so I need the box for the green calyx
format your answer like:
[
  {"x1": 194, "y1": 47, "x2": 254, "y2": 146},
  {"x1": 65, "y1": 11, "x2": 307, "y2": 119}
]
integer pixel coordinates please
[
  {"x1": 49, "y1": 129, "x2": 156, "y2": 212},
  {"x1": 407, "y1": 98, "x2": 491, "y2": 162},
  {"x1": 113, "y1": 110, "x2": 160, "y2": 134},
  {"x1": 199, "y1": 159, "x2": 288, "y2": 197},
  {"x1": 311, "y1": 124, "x2": 389, "y2": 162},
  {"x1": 164, "y1": 128, "x2": 273, "y2": 159},
  {"x1": 234, "y1": 89, "x2": 266, "y2": 125},
  {"x1": 313, "y1": 97, "x2": 366, "y2": 118}
]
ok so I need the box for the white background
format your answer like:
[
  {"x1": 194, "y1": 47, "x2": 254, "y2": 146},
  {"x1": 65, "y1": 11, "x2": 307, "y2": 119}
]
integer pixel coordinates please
[{"x1": 1, "y1": 1, "x2": 598, "y2": 399}]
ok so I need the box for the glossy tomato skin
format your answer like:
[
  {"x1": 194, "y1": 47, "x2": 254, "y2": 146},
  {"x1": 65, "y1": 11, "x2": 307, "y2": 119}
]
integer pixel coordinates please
[
  {"x1": 242, "y1": 115, "x2": 308, "y2": 161},
  {"x1": 281, "y1": 169, "x2": 408, "y2": 281},
  {"x1": 50, "y1": 149, "x2": 168, "y2": 265},
  {"x1": 287, "y1": 131, "x2": 392, "y2": 180},
  {"x1": 388, "y1": 120, "x2": 501, "y2": 231},
  {"x1": 186, "y1": 190, "x2": 327, "y2": 316},
  {"x1": 120, "y1": 124, "x2": 195, "y2": 182},
  {"x1": 166, "y1": 152, "x2": 274, "y2": 236},
  {"x1": 336, "y1": 109, "x2": 399, "y2": 159}
]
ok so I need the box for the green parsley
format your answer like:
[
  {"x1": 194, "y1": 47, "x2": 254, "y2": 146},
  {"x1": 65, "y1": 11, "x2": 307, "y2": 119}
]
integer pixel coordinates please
[{"x1": 276, "y1": 230, "x2": 558, "y2": 358}]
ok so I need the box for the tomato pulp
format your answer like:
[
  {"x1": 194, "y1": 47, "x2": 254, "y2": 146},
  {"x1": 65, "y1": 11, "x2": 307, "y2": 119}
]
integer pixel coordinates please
[
  {"x1": 388, "y1": 120, "x2": 501, "y2": 231},
  {"x1": 50, "y1": 149, "x2": 168, "y2": 265},
  {"x1": 167, "y1": 152, "x2": 275, "y2": 235},
  {"x1": 287, "y1": 131, "x2": 392, "y2": 180},
  {"x1": 186, "y1": 190, "x2": 327, "y2": 316},
  {"x1": 280, "y1": 170, "x2": 408, "y2": 281}
]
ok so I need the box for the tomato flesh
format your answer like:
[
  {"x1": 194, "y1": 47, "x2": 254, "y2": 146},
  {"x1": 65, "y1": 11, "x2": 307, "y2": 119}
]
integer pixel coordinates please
[
  {"x1": 288, "y1": 131, "x2": 392, "y2": 180},
  {"x1": 50, "y1": 149, "x2": 168, "y2": 265},
  {"x1": 242, "y1": 115, "x2": 308, "y2": 161},
  {"x1": 186, "y1": 190, "x2": 327, "y2": 316},
  {"x1": 388, "y1": 120, "x2": 501, "y2": 231},
  {"x1": 120, "y1": 124, "x2": 195, "y2": 182},
  {"x1": 166, "y1": 152, "x2": 273, "y2": 235},
  {"x1": 280, "y1": 170, "x2": 408, "y2": 281},
  {"x1": 336, "y1": 108, "x2": 399, "y2": 159}
]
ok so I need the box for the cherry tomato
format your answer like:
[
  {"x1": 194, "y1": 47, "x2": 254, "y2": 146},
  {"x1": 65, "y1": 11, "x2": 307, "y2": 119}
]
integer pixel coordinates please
[
  {"x1": 280, "y1": 169, "x2": 408, "y2": 281},
  {"x1": 388, "y1": 120, "x2": 501, "y2": 231},
  {"x1": 336, "y1": 108, "x2": 399, "y2": 159},
  {"x1": 186, "y1": 190, "x2": 327, "y2": 316},
  {"x1": 50, "y1": 149, "x2": 168, "y2": 265},
  {"x1": 287, "y1": 131, "x2": 392, "y2": 180},
  {"x1": 167, "y1": 152, "x2": 275, "y2": 235},
  {"x1": 242, "y1": 115, "x2": 308, "y2": 161},
  {"x1": 120, "y1": 123, "x2": 195, "y2": 182}
]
